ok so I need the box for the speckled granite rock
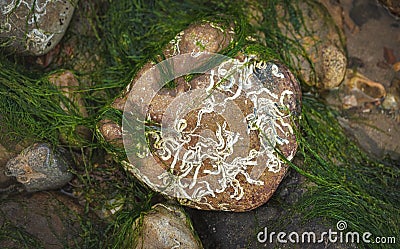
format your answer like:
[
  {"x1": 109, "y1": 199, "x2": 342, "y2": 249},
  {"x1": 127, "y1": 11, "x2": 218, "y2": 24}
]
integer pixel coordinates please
[
  {"x1": 0, "y1": 0, "x2": 76, "y2": 55},
  {"x1": 133, "y1": 203, "x2": 203, "y2": 249},
  {"x1": 5, "y1": 143, "x2": 73, "y2": 192},
  {"x1": 118, "y1": 22, "x2": 302, "y2": 211}
]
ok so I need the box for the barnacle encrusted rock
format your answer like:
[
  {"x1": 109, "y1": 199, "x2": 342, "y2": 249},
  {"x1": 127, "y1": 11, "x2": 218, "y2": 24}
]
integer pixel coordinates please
[
  {"x1": 0, "y1": 0, "x2": 76, "y2": 55},
  {"x1": 94, "y1": 20, "x2": 302, "y2": 211},
  {"x1": 133, "y1": 203, "x2": 203, "y2": 249},
  {"x1": 123, "y1": 57, "x2": 301, "y2": 212},
  {"x1": 118, "y1": 21, "x2": 301, "y2": 212},
  {"x1": 5, "y1": 143, "x2": 73, "y2": 192}
]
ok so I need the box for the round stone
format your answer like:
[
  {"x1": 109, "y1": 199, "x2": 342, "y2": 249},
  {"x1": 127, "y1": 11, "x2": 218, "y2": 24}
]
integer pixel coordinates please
[
  {"x1": 119, "y1": 21, "x2": 301, "y2": 211},
  {"x1": 5, "y1": 143, "x2": 73, "y2": 192},
  {"x1": 122, "y1": 54, "x2": 301, "y2": 212},
  {"x1": 0, "y1": 0, "x2": 75, "y2": 55},
  {"x1": 133, "y1": 203, "x2": 203, "y2": 249}
]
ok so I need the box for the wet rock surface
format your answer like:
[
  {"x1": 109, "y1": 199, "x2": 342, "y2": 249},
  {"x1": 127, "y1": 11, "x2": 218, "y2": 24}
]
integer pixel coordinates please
[
  {"x1": 5, "y1": 143, "x2": 73, "y2": 192},
  {"x1": 0, "y1": 0, "x2": 76, "y2": 55},
  {"x1": 277, "y1": 1, "x2": 347, "y2": 89},
  {"x1": 186, "y1": 168, "x2": 353, "y2": 249},
  {"x1": 338, "y1": 111, "x2": 400, "y2": 160},
  {"x1": 377, "y1": 0, "x2": 400, "y2": 17},
  {"x1": 133, "y1": 203, "x2": 203, "y2": 249},
  {"x1": 328, "y1": 0, "x2": 400, "y2": 160},
  {"x1": 0, "y1": 0, "x2": 398, "y2": 247},
  {"x1": 0, "y1": 191, "x2": 103, "y2": 249},
  {"x1": 120, "y1": 22, "x2": 302, "y2": 212},
  {"x1": 343, "y1": 0, "x2": 399, "y2": 87}
]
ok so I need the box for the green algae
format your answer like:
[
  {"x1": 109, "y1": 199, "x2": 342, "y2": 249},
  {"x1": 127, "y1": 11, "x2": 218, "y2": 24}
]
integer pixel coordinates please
[
  {"x1": 294, "y1": 96, "x2": 399, "y2": 245},
  {"x1": 0, "y1": 0, "x2": 398, "y2": 248}
]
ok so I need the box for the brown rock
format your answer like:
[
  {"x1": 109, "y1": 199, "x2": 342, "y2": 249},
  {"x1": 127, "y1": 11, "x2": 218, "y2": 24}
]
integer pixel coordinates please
[
  {"x1": 0, "y1": 191, "x2": 102, "y2": 249},
  {"x1": 383, "y1": 46, "x2": 397, "y2": 65},
  {"x1": 318, "y1": 0, "x2": 345, "y2": 32},
  {"x1": 112, "y1": 21, "x2": 234, "y2": 111},
  {"x1": 95, "y1": 19, "x2": 304, "y2": 211},
  {"x1": 164, "y1": 21, "x2": 234, "y2": 58},
  {"x1": 123, "y1": 59, "x2": 301, "y2": 212},
  {"x1": 120, "y1": 22, "x2": 301, "y2": 211},
  {"x1": 112, "y1": 62, "x2": 156, "y2": 111},
  {"x1": 0, "y1": 0, "x2": 76, "y2": 55},
  {"x1": 5, "y1": 143, "x2": 73, "y2": 192},
  {"x1": 133, "y1": 203, "x2": 203, "y2": 249},
  {"x1": 340, "y1": 69, "x2": 386, "y2": 109},
  {"x1": 48, "y1": 70, "x2": 92, "y2": 146},
  {"x1": 319, "y1": 45, "x2": 348, "y2": 89},
  {"x1": 48, "y1": 71, "x2": 88, "y2": 118},
  {"x1": 378, "y1": 0, "x2": 400, "y2": 17},
  {"x1": 98, "y1": 119, "x2": 123, "y2": 147},
  {"x1": 277, "y1": 1, "x2": 347, "y2": 89}
]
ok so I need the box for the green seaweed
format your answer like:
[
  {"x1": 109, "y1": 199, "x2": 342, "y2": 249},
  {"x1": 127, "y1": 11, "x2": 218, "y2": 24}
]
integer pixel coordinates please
[
  {"x1": 0, "y1": 61, "x2": 86, "y2": 147},
  {"x1": 293, "y1": 96, "x2": 399, "y2": 246},
  {"x1": 0, "y1": 0, "x2": 398, "y2": 248}
]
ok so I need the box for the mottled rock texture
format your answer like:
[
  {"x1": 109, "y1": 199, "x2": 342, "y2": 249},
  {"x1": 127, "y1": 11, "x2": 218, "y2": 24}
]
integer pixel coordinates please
[
  {"x1": 0, "y1": 0, "x2": 76, "y2": 55},
  {"x1": 6, "y1": 143, "x2": 73, "y2": 192},
  {"x1": 118, "y1": 22, "x2": 301, "y2": 211},
  {"x1": 133, "y1": 203, "x2": 203, "y2": 249}
]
